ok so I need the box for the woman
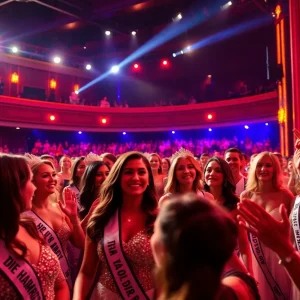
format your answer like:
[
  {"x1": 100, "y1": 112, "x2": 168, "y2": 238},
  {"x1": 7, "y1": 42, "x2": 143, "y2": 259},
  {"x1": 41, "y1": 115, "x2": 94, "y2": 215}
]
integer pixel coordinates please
[
  {"x1": 29, "y1": 159, "x2": 85, "y2": 288},
  {"x1": 79, "y1": 161, "x2": 110, "y2": 220},
  {"x1": 240, "y1": 151, "x2": 294, "y2": 299},
  {"x1": 149, "y1": 153, "x2": 165, "y2": 200},
  {"x1": 159, "y1": 148, "x2": 214, "y2": 206},
  {"x1": 100, "y1": 152, "x2": 117, "y2": 169},
  {"x1": 0, "y1": 154, "x2": 69, "y2": 299},
  {"x1": 74, "y1": 151, "x2": 157, "y2": 300},
  {"x1": 161, "y1": 158, "x2": 170, "y2": 176},
  {"x1": 57, "y1": 155, "x2": 72, "y2": 189},
  {"x1": 152, "y1": 193, "x2": 259, "y2": 300},
  {"x1": 204, "y1": 156, "x2": 253, "y2": 274},
  {"x1": 63, "y1": 156, "x2": 86, "y2": 206}
]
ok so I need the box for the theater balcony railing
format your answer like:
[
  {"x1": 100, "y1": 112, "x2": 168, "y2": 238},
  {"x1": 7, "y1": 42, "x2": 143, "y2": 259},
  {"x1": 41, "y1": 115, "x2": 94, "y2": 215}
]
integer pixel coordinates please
[{"x1": 0, "y1": 92, "x2": 278, "y2": 132}]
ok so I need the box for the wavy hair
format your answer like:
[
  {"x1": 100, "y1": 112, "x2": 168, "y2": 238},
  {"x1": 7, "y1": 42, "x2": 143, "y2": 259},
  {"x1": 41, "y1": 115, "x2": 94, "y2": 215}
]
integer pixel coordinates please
[
  {"x1": 79, "y1": 161, "x2": 109, "y2": 220},
  {"x1": 155, "y1": 193, "x2": 237, "y2": 300},
  {"x1": 165, "y1": 155, "x2": 203, "y2": 194},
  {"x1": 246, "y1": 151, "x2": 283, "y2": 192},
  {"x1": 203, "y1": 156, "x2": 239, "y2": 211},
  {"x1": 87, "y1": 151, "x2": 157, "y2": 241},
  {"x1": 0, "y1": 155, "x2": 44, "y2": 257}
]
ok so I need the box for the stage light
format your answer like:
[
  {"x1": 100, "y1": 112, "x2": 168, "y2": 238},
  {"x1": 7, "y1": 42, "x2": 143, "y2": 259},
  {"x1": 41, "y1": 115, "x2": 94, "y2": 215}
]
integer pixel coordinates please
[
  {"x1": 181, "y1": 50, "x2": 184, "y2": 54},
  {"x1": 172, "y1": 53, "x2": 176, "y2": 57},
  {"x1": 221, "y1": 1, "x2": 233, "y2": 10},
  {"x1": 177, "y1": 13, "x2": 182, "y2": 20},
  {"x1": 132, "y1": 31, "x2": 137, "y2": 36},
  {"x1": 53, "y1": 56, "x2": 61, "y2": 64},
  {"x1": 86, "y1": 64, "x2": 92, "y2": 70},
  {"x1": 134, "y1": 63, "x2": 139, "y2": 69},
  {"x1": 105, "y1": 31, "x2": 111, "y2": 36},
  {"x1": 78, "y1": 131, "x2": 82, "y2": 134},
  {"x1": 172, "y1": 130, "x2": 175, "y2": 134},
  {"x1": 11, "y1": 46, "x2": 19, "y2": 53},
  {"x1": 244, "y1": 125, "x2": 249, "y2": 129},
  {"x1": 207, "y1": 114, "x2": 213, "y2": 120},
  {"x1": 208, "y1": 128, "x2": 212, "y2": 132},
  {"x1": 228, "y1": 1, "x2": 232, "y2": 5},
  {"x1": 265, "y1": 123, "x2": 269, "y2": 126},
  {"x1": 49, "y1": 115, "x2": 56, "y2": 121},
  {"x1": 50, "y1": 79, "x2": 57, "y2": 89},
  {"x1": 11, "y1": 72, "x2": 19, "y2": 84},
  {"x1": 162, "y1": 60, "x2": 168, "y2": 66},
  {"x1": 123, "y1": 132, "x2": 127, "y2": 135},
  {"x1": 101, "y1": 118, "x2": 107, "y2": 124},
  {"x1": 111, "y1": 65, "x2": 120, "y2": 74},
  {"x1": 83, "y1": 46, "x2": 87, "y2": 49},
  {"x1": 186, "y1": 45, "x2": 191, "y2": 50},
  {"x1": 208, "y1": 74, "x2": 212, "y2": 78},
  {"x1": 16, "y1": 127, "x2": 20, "y2": 130},
  {"x1": 75, "y1": 90, "x2": 79, "y2": 95}
]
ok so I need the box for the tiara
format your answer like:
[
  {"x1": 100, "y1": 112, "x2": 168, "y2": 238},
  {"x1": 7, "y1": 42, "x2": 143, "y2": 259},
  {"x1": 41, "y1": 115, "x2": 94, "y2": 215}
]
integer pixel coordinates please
[
  {"x1": 171, "y1": 147, "x2": 195, "y2": 163},
  {"x1": 84, "y1": 152, "x2": 102, "y2": 165},
  {"x1": 24, "y1": 153, "x2": 43, "y2": 168},
  {"x1": 143, "y1": 152, "x2": 151, "y2": 160}
]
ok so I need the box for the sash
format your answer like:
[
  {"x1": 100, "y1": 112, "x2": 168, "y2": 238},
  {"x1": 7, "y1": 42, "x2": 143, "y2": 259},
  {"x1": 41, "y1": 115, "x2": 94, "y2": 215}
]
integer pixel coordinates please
[
  {"x1": 292, "y1": 196, "x2": 300, "y2": 251},
  {"x1": 0, "y1": 240, "x2": 45, "y2": 300},
  {"x1": 103, "y1": 210, "x2": 151, "y2": 300},
  {"x1": 248, "y1": 233, "x2": 286, "y2": 299},
  {"x1": 22, "y1": 211, "x2": 72, "y2": 289}
]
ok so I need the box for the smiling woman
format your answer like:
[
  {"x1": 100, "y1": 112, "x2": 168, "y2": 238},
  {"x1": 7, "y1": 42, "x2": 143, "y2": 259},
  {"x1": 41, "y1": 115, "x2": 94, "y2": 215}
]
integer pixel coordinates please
[{"x1": 73, "y1": 151, "x2": 157, "y2": 300}]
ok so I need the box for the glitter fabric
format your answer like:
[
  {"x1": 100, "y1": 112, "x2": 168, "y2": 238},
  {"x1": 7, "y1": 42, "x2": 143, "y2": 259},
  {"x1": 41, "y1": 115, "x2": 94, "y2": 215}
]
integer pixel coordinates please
[
  {"x1": 95, "y1": 229, "x2": 155, "y2": 297},
  {"x1": 56, "y1": 217, "x2": 71, "y2": 255},
  {"x1": 0, "y1": 245, "x2": 65, "y2": 300}
]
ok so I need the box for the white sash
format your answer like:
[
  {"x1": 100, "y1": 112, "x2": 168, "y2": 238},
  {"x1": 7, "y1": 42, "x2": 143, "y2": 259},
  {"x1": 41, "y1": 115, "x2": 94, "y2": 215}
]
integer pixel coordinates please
[
  {"x1": 249, "y1": 233, "x2": 286, "y2": 299},
  {"x1": 103, "y1": 210, "x2": 151, "y2": 300},
  {"x1": 22, "y1": 211, "x2": 72, "y2": 289},
  {"x1": 292, "y1": 196, "x2": 300, "y2": 251},
  {"x1": 0, "y1": 239, "x2": 44, "y2": 300}
]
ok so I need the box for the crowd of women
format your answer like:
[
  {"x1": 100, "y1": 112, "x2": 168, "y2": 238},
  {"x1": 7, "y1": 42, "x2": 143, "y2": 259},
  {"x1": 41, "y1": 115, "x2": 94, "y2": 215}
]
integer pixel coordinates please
[{"x1": 1, "y1": 141, "x2": 300, "y2": 299}]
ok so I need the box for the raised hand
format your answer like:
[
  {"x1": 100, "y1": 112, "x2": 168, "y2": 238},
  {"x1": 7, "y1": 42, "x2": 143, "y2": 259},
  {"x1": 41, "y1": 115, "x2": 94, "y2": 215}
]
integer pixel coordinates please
[
  {"x1": 237, "y1": 199, "x2": 290, "y2": 255},
  {"x1": 59, "y1": 188, "x2": 78, "y2": 218}
]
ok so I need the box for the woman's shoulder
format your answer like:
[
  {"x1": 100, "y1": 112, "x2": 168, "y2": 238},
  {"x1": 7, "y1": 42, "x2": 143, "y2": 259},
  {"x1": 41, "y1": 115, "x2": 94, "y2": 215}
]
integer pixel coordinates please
[
  {"x1": 158, "y1": 193, "x2": 172, "y2": 208},
  {"x1": 240, "y1": 190, "x2": 253, "y2": 200}
]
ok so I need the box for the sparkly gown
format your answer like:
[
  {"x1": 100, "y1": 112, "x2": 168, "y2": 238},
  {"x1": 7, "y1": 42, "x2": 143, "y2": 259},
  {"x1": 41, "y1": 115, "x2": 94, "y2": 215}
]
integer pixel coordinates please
[
  {"x1": 0, "y1": 245, "x2": 66, "y2": 299},
  {"x1": 90, "y1": 229, "x2": 155, "y2": 300}
]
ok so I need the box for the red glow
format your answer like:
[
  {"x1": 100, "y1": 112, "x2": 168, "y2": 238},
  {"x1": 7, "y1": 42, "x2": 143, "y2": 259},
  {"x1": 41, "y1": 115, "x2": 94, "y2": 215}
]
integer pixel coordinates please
[
  {"x1": 207, "y1": 114, "x2": 213, "y2": 120},
  {"x1": 162, "y1": 60, "x2": 168, "y2": 66},
  {"x1": 49, "y1": 115, "x2": 56, "y2": 121},
  {"x1": 101, "y1": 118, "x2": 107, "y2": 124},
  {"x1": 134, "y1": 63, "x2": 139, "y2": 69}
]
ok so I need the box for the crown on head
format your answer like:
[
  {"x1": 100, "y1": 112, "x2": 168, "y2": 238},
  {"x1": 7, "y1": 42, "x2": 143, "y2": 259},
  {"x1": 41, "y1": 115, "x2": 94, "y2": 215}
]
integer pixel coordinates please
[
  {"x1": 24, "y1": 153, "x2": 43, "y2": 168},
  {"x1": 171, "y1": 147, "x2": 195, "y2": 163},
  {"x1": 84, "y1": 152, "x2": 102, "y2": 165}
]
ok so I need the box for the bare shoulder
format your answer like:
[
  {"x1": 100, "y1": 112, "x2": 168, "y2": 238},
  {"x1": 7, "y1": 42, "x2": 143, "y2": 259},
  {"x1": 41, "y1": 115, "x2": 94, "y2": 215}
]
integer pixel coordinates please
[
  {"x1": 222, "y1": 276, "x2": 255, "y2": 300},
  {"x1": 240, "y1": 190, "x2": 252, "y2": 200},
  {"x1": 158, "y1": 193, "x2": 171, "y2": 208},
  {"x1": 203, "y1": 191, "x2": 214, "y2": 201}
]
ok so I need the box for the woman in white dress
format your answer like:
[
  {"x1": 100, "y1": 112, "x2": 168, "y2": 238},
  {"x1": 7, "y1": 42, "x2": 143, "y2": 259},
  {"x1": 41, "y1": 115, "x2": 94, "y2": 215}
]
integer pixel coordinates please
[{"x1": 240, "y1": 151, "x2": 294, "y2": 299}]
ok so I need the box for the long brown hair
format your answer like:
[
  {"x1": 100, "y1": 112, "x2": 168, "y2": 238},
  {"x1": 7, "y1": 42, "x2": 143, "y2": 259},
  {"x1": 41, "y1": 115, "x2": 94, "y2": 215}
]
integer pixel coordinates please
[
  {"x1": 87, "y1": 151, "x2": 157, "y2": 241},
  {"x1": 0, "y1": 154, "x2": 43, "y2": 257},
  {"x1": 156, "y1": 193, "x2": 237, "y2": 300}
]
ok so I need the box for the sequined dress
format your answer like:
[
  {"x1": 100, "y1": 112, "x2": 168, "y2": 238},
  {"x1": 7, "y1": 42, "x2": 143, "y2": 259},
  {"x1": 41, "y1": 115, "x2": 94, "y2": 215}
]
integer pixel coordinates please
[
  {"x1": 0, "y1": 245, "x2": 66, "y2": 300},
  {"x1": 90, "y1": 229, "x2": 155, "y2": 300}
]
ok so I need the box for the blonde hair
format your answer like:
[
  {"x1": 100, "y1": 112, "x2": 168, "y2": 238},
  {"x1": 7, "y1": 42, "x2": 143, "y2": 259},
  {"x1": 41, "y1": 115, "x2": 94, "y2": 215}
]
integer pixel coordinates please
[
  {"x1": 149, "y1": 153, "x2": 162, "y2": 174},
  {"x1": 165, "y1": 155, "x2": 203, "y2": 194},
  {"x1": 31, "y1": 160, "x2": 55, "y2": 178},
  {"x1": 246, "y1": 151, "x2": 283, "y2": 192}
]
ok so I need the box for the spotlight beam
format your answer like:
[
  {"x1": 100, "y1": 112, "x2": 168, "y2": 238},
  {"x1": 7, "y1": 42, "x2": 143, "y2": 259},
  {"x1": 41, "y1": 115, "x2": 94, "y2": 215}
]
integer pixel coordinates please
[
  {"x1": 79, "y1": 3, "x2": 222, "y2": 93},
  {"x1": 190, "y1": 16, "x2": 271, "y2": 53}
]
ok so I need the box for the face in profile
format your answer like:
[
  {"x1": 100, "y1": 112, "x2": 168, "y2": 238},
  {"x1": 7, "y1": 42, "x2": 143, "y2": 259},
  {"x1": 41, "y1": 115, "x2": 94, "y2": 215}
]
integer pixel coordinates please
[
  {"x1": 205, "y1": 160, "x2": 224, "y2": 187},
  {"x1": 22, "y1": 168, "x2": 36, "y2": 211},
  {"x1": 175, "y1": 158, "x2": 196, "y2": 186},
  {"x1": 33, "y1": 163, "x2": 57, "y2": 195},
  {"x1": 255, "y1": 155, "x2": 274, "y2": 182},
  {"x1": 121, "y1": 158, "x2": 149, "y2": 197},
  {"x1": 95, "y1": 164, "x2": 110, "y2": 187}
]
